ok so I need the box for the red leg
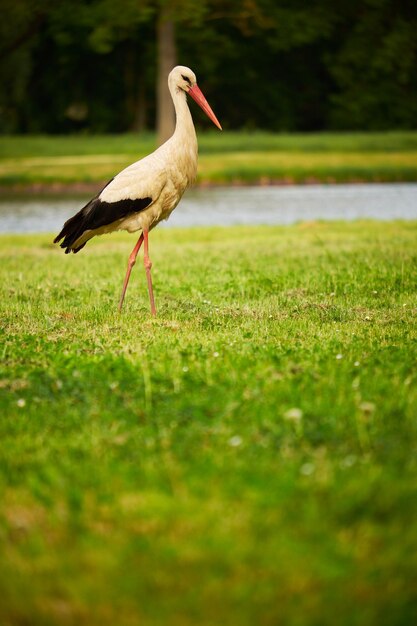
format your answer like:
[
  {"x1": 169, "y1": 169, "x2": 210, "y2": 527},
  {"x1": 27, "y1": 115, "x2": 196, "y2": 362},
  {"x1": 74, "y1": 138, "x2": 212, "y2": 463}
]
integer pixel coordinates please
[
  {"x1": 118, "y1": 233, "x2": 144, "y2": 312},
  {"x1": 143, "y1": 230, "x2": 156, "y2": 316}
]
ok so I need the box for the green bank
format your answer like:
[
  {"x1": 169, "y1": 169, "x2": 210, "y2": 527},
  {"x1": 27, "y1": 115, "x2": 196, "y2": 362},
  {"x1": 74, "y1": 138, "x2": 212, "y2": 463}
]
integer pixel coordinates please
[
  {"x1": 1, "y1": 222, "x2": 416, "y2": 625},
  {"x1": 1, "y1": 131, "x2": 417, "y2": 187}
]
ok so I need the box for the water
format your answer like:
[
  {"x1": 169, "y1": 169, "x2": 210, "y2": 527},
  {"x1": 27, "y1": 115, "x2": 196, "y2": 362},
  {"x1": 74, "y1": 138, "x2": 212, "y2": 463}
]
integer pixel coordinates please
[{"x1": 0, "y1": 183, "x2": 416, "y2": 233}]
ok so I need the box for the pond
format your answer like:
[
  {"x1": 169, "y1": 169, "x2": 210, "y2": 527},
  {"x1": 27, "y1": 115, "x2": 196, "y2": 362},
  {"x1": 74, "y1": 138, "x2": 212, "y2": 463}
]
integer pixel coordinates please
[{"x1": 1, "y1": 183, "x2": 416, "y2": 233}]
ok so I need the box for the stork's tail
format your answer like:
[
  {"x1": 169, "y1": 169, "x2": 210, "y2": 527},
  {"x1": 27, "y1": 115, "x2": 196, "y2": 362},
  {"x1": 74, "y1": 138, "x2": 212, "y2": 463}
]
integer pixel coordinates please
[
  {"x1": 53, "y1": 200, "x2": 96, "y2": 254},
  {"x1": 54, "y1": 176, "x2": 117, "y2": 253},
  {"x1": 54, "y1": 176, "x2": 153, "y2": 254}
]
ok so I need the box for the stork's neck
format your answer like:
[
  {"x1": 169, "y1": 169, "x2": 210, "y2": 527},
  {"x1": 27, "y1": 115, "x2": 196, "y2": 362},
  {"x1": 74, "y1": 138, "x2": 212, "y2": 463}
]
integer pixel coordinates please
[{"x1": 171, "y1": 86, "x2": 197, "y2": 149}]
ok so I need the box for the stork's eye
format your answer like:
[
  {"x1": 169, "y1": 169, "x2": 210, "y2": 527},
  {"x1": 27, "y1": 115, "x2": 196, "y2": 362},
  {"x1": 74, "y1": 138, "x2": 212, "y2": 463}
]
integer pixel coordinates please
[{"x1": 181, "y1": 74, "x2": 191, "y2": 85}]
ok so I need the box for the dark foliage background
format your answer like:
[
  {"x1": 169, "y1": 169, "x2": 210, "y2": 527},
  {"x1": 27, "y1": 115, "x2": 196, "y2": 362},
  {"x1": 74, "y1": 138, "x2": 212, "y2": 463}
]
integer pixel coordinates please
[{"x1": 1, "y1": 0, "x2": 416, "y2": 133}]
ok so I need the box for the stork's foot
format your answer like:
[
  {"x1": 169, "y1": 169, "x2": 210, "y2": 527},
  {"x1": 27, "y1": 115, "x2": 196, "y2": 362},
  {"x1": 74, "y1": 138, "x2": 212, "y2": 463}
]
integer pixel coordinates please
[
  {"x1": 117, "y1": 231, "x2": 156, "y2": 316},
  {"x1": 118, "y1": 233, "x2": 144, "y2": 312},
  {"x1": 143, "y1": 231, "x2": 156, "y2": 316},
  {"x1": 144, "y1": 257, "x2": 156, "y2": 316}
]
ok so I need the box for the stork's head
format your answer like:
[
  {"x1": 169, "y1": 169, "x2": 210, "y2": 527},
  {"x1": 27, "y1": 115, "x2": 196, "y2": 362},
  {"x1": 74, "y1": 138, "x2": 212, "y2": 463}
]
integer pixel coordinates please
[
  {"x1": 169, "y1": 65, "x2": 197, "y2": 92},
  {"x1": 169, "y1": 65, "x2": 222, "y2": 130}
]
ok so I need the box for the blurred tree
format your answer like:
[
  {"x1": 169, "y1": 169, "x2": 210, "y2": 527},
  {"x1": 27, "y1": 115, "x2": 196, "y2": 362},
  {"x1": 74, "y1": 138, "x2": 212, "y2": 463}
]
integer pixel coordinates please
[
  {"x1": 178, "y1": 0, "x2": 336, "y2": 130},
  {"x1": 156, "y1": 6, "x2": 176, "y2": 145},
  {"x1": 156, "y1": 0, "x2": 208, "y2": 142},
  {"x1": 0, "y1": 0, "x2": 47, "y2": 131},
  {"x1": 0, "y1": 0, "x2": 416, "y2": 133},
  {"x1": 328, "y1": 0, "x2": 417, "y2": 129}
]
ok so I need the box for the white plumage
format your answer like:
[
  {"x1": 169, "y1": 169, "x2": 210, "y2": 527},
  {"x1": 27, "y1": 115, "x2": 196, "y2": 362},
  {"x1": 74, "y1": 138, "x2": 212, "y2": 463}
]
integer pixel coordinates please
[{"x1": 54, "y1": 65, "x2": 221, "y2": 315}]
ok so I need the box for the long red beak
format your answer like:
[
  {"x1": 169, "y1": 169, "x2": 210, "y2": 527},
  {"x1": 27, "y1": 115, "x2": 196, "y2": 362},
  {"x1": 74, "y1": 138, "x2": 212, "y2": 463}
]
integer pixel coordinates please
[{"x1": 188, "y1": 84, "x2": 222, "y2": 130}]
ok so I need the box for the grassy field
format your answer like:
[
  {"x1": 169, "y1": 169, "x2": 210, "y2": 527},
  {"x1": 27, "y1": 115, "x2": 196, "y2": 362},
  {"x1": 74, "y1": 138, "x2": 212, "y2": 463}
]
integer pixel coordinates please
[
  {"x1": 1, "y1": 131, "x2": 417, "y2": 187},
  {"x1": 1, "y1": 221, "x2": 417, "y2": 625}
]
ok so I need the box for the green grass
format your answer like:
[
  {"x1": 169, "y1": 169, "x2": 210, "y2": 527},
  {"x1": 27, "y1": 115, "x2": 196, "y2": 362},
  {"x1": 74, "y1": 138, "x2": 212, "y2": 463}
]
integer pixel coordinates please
[
  {"x1": 1, "y1": 131, "x2": 417, "y2": 187},
  {"x1": 1, "y1": 222, "x2": 417, "y2": 625}
]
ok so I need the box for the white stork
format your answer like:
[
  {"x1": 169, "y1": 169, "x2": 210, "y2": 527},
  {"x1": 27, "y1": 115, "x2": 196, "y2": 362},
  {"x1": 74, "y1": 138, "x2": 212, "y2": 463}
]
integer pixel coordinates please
[{"x1": 54, "y1": 65, "x2": 221, "y2": 315}]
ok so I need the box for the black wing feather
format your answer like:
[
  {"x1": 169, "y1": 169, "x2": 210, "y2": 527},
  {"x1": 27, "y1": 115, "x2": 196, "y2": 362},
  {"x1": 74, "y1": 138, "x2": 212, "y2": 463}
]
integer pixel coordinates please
[{"x1": 54, "y1": 178, "x2": 152, "y2": 253}]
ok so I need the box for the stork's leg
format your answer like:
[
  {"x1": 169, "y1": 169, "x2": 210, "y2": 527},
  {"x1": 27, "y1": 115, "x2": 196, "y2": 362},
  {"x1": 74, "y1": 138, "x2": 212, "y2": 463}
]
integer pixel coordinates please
[
  {"x1": 143, "y1": 229, "x2": 156, "y2": 316},
  {"x1": 118, "y1": 233, "x2": 144, "y2": 312}
]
